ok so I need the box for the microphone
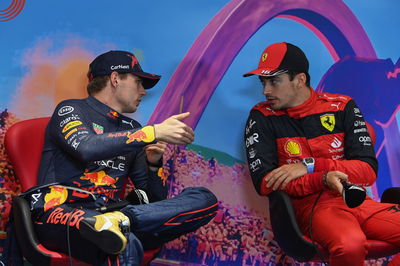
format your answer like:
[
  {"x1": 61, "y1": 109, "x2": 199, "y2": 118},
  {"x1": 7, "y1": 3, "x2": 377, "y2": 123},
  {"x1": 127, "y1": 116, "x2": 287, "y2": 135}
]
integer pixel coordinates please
[{"x1": 342, "y1": 181, "x2": 366, "y2": 208}]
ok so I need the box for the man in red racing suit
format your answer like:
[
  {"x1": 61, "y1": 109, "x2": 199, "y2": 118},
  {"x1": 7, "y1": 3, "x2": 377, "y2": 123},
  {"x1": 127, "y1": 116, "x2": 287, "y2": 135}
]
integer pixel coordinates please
[{"x1": 243, "y1": 42, "x2": 400, "y2": 265}]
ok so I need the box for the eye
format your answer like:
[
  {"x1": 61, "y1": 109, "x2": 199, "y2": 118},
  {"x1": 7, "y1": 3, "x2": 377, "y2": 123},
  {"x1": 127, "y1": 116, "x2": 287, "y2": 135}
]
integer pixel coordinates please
[{"x1": 271, "y1": 79, "x2": 279, "y2": 86}]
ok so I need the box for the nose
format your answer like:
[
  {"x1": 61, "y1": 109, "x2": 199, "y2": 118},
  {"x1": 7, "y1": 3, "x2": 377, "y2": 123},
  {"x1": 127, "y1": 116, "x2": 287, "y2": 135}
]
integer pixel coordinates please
[
  {"x1": 263, "y1": 83, "x2": 272, "y2": 95},
  {"x1": 140, "y1": 84, "x2": 146, "y2": 96}
]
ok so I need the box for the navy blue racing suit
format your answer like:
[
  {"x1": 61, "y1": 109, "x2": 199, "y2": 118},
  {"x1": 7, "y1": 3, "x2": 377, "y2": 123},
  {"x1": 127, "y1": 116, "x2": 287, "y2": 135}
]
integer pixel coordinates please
[{"x1": 27, "y1": 96, "x2": 218, "y2": 265}]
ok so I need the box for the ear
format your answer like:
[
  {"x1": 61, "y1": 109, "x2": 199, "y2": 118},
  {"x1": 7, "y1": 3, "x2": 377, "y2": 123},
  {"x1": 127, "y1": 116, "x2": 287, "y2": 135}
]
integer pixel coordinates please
[
  {"x1": 110, "y1": 71, "x2": 119, "y2": 88},
  {"x1": 296, "y1": 73, "x2": 307, "y2": 87}
]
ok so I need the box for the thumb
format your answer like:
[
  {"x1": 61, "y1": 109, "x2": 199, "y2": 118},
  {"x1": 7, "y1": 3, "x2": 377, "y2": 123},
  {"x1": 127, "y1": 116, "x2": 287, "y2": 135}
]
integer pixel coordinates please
[{"x1": 171, "y1": 112, "x2": 190, "y2": 120}]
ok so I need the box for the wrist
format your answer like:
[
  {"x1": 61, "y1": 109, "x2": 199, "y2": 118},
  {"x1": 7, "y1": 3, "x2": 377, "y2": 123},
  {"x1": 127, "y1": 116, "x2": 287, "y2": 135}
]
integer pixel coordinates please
[
  {"x1": 302, "y1": 157, "x2": 315, "y2": 173},
  {"x1": 322, "y1": 172, "x2": 329, "y2": 189},
  {"x1": 146, "y1": 157, "x2": 163, "y2": 168}
]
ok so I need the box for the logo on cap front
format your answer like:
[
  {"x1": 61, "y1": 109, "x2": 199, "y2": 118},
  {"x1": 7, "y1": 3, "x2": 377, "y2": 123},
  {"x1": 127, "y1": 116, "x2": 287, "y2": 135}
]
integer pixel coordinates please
[
  {"x1": 126, "y1": 54, "x2": 140, "y2": 69},
  {"x1": 111, "y1": 65, "x2": 129, "y2": 70},
  {"x1": 262, "y1": 53, "x2": 268, "y2": 62}
]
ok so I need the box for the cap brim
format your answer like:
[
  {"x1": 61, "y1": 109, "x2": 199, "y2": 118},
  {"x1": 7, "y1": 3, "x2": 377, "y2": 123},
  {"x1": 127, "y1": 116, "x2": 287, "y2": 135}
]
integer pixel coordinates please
[
  {"x1": 133, "y1": 72, "x2": 161, "y2": 89},
  {"x1": 243, "y1": 68, "x2": 288, "y2": 77}
]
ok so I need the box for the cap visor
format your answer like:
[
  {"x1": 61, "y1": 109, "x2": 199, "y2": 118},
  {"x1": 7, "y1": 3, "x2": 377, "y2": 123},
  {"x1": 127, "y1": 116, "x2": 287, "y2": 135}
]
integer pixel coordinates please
[
  {"x1": 243, "y1": 68, "x2": 287, "y2": 77},
  {"x1": 133, "y1": 72, "x2": 161, "y2": 89}
]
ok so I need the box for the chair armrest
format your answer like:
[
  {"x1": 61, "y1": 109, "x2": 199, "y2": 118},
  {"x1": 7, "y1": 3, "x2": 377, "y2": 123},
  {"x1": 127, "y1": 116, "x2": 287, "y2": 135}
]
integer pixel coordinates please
[
  {"x1": 381, "y1": 187, "x2": 400, "y2": 204},
  {"x1": 268, "y1": 191, "x2": 317, "y2": 262},
  {"x1": 12, "y1": 196, "x2": 56, "y2": 265}
]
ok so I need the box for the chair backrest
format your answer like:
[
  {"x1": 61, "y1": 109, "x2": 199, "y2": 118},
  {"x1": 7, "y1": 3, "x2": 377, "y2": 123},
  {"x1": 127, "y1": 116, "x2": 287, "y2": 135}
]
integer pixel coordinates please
[{"x1": 5, "y1": 117, "x2": 50, "y2": 191}]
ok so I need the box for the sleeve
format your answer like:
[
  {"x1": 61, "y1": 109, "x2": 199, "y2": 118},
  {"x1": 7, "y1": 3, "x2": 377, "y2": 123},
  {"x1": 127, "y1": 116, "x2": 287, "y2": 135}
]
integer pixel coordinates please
[
  {"x1": 245, "y1": 110, "x2": 329, "y2": 197},
  {"x1": 244, "y1": 109, "x2": 278, "y2": 195},
  {"x1": 313, "y1": 100, "x2": 378, "y2": 186},
  {"x1": 127, "y1": 149, "x2": 167, "y2": 202},
  {"x1": 49, "y1": 101, "x2": 157, "y2": 162}
]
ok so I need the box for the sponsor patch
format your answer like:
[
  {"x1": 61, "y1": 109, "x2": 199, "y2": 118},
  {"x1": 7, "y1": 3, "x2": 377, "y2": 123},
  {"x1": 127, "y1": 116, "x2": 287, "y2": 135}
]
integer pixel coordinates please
[
  {"x1": 92, "y1": 123, "x2": 104, "y2": 134},
  {"x1": 58, "y1": 106, "x2": 74, "y2": 116},
  {"x1": 64, "y1": 128, "x2": 78, "y2": 139},
  {"x1": 331, "y1": 137, "x2": 342, "y2": 148},
  {"x1": 284, "y1": 139, "x2": 302, "y2": 156},
  {"x1": 126, "y1": 126, "x2": 155, "y2": 144},
  {"x1": 62, "y1": 120, "x2": 83, "y2": 133},
  {"x1": 44, "y1": 186, "x2": 68, "y2": 211},
  {"x1": 320, "y1": 114, "x2": 335, "y2": 132},
  {"x1": 245, "y1": 133, "x2": 259, "y2": 148}
]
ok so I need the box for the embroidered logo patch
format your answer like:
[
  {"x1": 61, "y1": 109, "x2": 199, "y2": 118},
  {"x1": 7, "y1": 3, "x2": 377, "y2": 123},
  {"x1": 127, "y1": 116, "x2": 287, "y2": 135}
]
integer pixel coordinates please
[
  {"x1": 320, "y1": 114, "x2": 335, "y2": 132},
  {"x1": 92, "y1": 123, "x2": 104, "y2": 134},
  {"x1": 284, "y1": 139, "x2": 302, "y2": 156}
]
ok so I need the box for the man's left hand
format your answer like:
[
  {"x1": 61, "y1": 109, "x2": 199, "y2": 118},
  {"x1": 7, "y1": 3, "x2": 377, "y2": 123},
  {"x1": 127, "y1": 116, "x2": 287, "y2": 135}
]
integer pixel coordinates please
[
  {"x1": 145, "y1": 141, "x2": 167, "y2": 165},
  {"x1": 266, "y1": 163, "x2": 307, "y2": 190}
]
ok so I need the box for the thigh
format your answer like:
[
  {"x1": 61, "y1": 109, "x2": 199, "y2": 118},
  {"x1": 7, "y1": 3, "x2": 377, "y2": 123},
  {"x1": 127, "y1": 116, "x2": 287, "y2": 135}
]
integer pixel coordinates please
[
  {"x1": 308, "y1": 204, "x2": 366, "y2": 250},
  {"x1": 361, "y1": 201, "x2": 400, "y2": 244}
]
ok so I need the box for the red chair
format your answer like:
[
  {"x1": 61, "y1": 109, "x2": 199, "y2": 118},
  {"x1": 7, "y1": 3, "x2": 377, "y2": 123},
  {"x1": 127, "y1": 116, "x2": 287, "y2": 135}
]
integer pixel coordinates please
[
  {"x1": 5, "y1": 117, "x2": 159, "y2": 265},
  {"x1": 268, "y1": 122, "x2": 400, "y2": 262}
]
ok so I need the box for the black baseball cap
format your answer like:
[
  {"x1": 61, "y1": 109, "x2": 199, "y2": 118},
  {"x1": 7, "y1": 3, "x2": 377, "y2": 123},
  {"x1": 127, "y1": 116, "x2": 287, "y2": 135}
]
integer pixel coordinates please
[
  {"x1": 88, "y1": 50, "x2": 161, "y2": 89},
  {"x1": 243, "y1": 42, "x2": 309, "y2": 77}
]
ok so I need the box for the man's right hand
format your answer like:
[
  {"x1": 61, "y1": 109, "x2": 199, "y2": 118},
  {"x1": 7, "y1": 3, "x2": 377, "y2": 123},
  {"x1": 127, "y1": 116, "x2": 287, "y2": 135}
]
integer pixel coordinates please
[
  {"x1": 324, "y1": 171, "x2": 349, "y2": 194},
  {"x1": 153, "y1": 112, "x2": 195, "y2": 145}
]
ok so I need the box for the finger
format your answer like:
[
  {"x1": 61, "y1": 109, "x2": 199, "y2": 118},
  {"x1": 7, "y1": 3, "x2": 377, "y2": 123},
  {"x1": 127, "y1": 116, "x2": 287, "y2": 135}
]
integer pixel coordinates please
[
  {"x1": 267, "y1": 170, "x2": 284, "y2": 188},
  {"x1": 145, "y1": 146, "x2": 165, "y2": 152},
  {"x1": 171, "y1": 112, "x2": 190, "y2": 120},
  {"x1": 272, "y1": 175, "x2": 287, "y2": 190}
]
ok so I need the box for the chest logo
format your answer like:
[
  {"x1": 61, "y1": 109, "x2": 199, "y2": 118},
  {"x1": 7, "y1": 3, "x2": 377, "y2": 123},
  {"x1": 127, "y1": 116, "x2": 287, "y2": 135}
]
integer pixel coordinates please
[
  {"x1": 320, "y1": 114, "x2": 335, "y2": 132},
  {"x1": 92, "y1": 123, "x2": 104, "y2": 134},
  {"x1": 284, "y1": 139, "x2": 302, "y2": 156}
]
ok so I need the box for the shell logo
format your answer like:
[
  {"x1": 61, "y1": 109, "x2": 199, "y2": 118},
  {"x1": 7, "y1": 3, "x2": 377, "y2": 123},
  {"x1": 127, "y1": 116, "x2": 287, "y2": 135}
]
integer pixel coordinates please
[{"x1": 284, "y1": 140, "x2": 302, "y2": 156}]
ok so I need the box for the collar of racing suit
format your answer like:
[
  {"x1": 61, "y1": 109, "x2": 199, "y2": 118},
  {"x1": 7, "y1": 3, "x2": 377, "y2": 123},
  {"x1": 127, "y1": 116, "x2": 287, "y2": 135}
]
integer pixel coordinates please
[
  {"x1": 284, "y1": 87, "x2": 317, "y2": 119},
  {"x1": 86, "y1": 96, "x2": 124, "y2": 123}
]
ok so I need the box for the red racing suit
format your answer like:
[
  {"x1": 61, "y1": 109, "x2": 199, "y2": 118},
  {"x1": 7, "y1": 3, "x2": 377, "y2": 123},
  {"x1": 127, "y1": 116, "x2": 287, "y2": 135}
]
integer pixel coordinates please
[{"x1": 244, "y1": 89, "x2": 400, "y2": 265}]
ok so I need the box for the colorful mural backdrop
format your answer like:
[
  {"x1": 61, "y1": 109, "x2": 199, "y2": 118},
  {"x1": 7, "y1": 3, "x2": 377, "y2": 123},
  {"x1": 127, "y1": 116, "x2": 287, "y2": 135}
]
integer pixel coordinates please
[{"x1": 0, "y1": 0, "x2": 398, "y2": 265}]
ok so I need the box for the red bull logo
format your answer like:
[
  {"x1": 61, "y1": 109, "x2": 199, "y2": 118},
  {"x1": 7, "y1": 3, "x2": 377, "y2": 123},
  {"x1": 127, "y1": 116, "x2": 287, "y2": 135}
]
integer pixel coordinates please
[
  {"x1": 107, "y1": 111, "x2": 119, "y2": 120},
  {"x1": 80, "y1": 170, "x2": 119, "y2": 187},
  {"x1": 158, "y1": 168, "x2": 167, "y2": 186},
  {"x1": 46, "y1": 207, "x2": 85, "y2": 229},
  {"x1": 126, "y1": 126, "x2": 155, "y2": 144},
  {"x1": 44, "y1": 186, "x2": 68, "y2": 211}
]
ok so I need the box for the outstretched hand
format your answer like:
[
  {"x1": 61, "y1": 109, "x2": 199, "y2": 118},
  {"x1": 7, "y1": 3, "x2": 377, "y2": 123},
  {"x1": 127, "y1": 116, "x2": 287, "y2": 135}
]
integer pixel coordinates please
[{"x1": 154, "y1": 112, "x2": 195, "y2": 145}]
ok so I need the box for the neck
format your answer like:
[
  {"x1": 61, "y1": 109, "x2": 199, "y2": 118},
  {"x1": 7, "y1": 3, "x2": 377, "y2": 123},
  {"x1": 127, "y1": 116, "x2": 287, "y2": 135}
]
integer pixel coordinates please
[
  {"x1": 92, "y1": 88, "x2": 122, "y2": 113},
  {"x1": 290, "y1": 86, "x2": 312, "y2": 108}
]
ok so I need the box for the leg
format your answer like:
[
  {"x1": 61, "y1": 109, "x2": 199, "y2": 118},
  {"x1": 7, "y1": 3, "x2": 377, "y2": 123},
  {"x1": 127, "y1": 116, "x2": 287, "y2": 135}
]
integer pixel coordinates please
[
  {"x1": 34, "y1": 204, "x2": 143, "y2": 266},
  {"x1": 360, "y1": 201, "x2": 400, "y2": 265},
  {"x1": 301, "y1": 202, "x2": 367, "y2": 266},
  {"x1": 121, "y1": 187, "x2": 218, "y2": 248}
]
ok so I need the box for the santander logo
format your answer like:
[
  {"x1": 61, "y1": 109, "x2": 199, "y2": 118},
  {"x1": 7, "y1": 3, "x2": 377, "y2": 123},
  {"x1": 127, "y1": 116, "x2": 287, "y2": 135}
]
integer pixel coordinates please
[{"x1": 331, "y1": 137, "x2": 342, "y2": 148}]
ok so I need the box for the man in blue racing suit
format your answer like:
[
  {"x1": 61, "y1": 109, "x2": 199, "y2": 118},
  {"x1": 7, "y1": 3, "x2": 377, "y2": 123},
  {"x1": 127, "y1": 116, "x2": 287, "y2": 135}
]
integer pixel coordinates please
[{"x1": 27, "y1": 50, "x2": 218, "y2": 265}]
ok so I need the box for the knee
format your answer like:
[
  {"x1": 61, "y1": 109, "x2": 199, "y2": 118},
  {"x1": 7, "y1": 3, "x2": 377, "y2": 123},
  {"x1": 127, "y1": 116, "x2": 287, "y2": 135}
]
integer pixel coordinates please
[
  {"x1": 182, "y1": 187, "x2": 218, "y2": 206},
  {"x1": 329, "y1": 233, "x2": 367, "y2": 260}
]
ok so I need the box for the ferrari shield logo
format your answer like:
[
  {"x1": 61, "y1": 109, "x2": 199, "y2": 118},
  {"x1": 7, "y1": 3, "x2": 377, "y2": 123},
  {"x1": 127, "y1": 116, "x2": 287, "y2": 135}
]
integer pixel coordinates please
[
  {"x1": 262, "y1": 52, "x2": 268, "y2": 61},
  {"x1": 320, "y1": 114, "x2": 335, "y2": 132}
]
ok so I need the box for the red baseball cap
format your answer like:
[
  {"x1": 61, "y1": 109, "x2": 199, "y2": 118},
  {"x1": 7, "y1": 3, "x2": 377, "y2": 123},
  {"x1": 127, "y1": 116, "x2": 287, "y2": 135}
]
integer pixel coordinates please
[
  {"x1": 88, "y1": 50, "x2": 161, "y2": 89},
  {"x1": 243, "y1": 42, "x2": 309, "y2": 77}
]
